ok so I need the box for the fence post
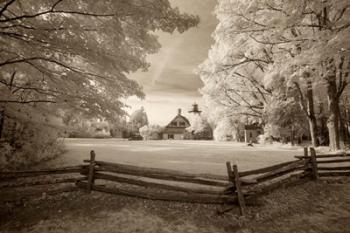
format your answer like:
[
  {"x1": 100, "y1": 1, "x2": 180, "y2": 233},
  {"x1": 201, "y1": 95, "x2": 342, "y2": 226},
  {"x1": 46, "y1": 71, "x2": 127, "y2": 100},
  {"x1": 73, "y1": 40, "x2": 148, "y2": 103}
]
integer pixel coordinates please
[
  {"x1": 309, "y1": 147, "x2": 319, "y2": 180},
  {"x1": 304, "y1": 147, "x2": 308, "y2": 157},
  {"x1": 226, "y1": 161, "x2": 246, "y2": 216},
  {"x1": 87, "y1": 150, "x2": 96, "y2": 192},
  {"x1": 226, "y1": 161, "x2": 234, "y2": 181},
  {"x1": 232, "y1": 164, "x2": 246, "y2": 216}
]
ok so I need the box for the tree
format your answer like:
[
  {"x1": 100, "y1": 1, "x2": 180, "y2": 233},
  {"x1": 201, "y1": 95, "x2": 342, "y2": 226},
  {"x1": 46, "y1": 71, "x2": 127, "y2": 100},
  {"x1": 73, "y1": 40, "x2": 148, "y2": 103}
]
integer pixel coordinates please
[
  {"x1": 198, "y1": 0, "x2": 284, "y2": 130},
  {"x1": 0, "y1": 0, "x2": 198, "y2": 117},
  {"x1": 129, "y1": 106, "x2": 148, "y2": 133},
  {"x1": 0, "y1": 0, "x2": 199, "y2": 166},
  {"x1": 198, "y1": 29, "x2": 272, "y2": 122},
  {"x1": 139, "y1": 124, "x2": 163, "y2": 140},
  {"x1": 245, "y1": 0, "x2": 349, "y2": 150},
  {"x1": 0, "y1": 0, "x2": 199, "y2": 127},
  {"x1": 212, "y1": 117, "x2": 243, "y2": 141},
  {"x1": 265, "y1": 95, "x2": 309, "y2": 145},
  {"x1": 265, "y1": 65, "x2": 320, "y2": 147},
  {"x1": 200, "y1": 0, "x2": 350, "y2": 150},
  {"x1": 187, "y1": 114, "x2": 206, "y2": 133}
]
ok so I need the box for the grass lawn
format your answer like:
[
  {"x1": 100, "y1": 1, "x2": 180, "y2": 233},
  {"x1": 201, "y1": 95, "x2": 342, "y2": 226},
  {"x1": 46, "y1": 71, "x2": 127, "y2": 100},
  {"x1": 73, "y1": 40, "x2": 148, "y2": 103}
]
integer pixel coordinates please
[{"x1": 50, "y1": 139, "x2": 302, "y2": 175}]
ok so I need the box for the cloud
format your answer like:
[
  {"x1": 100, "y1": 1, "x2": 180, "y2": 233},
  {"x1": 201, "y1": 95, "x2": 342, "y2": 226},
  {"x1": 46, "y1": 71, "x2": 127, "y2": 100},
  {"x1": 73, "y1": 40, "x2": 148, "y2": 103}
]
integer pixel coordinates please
[
  {"x1": 151, "y1": 36, "x2": 185, "y2": 85},
  {"x1": 125, "y1": 0, "x2": 217, "y2": 124}
]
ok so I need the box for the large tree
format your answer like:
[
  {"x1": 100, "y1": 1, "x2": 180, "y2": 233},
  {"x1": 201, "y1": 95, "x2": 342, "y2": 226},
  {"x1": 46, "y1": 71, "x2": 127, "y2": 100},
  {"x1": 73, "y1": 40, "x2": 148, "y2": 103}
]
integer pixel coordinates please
[
  {"x1": 0, "y1": 0, "x2": 199, "y2": 133},
  {"x1": 200, "y1": 0, "x2": 350, "y2": 150},
  {"x1": 198, "y1": 20, "x2": 272, "y2": 123},
  {"x1": 0, "y1": 0, "x2": 199, "y2": 167}
]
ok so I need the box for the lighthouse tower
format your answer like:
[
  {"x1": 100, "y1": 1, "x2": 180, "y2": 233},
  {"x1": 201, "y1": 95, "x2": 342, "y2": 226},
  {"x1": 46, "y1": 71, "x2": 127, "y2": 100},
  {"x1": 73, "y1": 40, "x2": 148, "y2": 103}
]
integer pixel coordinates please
[
  {"x1": 187, "y1": 103, "x2": 213, "y2": 140},
  {"x1": 188, "y1": 103, "x2": 202, "y2": 115}
]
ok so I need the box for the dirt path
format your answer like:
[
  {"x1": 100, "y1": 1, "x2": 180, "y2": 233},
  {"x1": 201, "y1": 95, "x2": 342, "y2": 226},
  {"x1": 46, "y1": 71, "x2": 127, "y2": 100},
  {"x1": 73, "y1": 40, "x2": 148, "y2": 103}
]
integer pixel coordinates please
[{"x1": 1, "y1": 177, "x2": 349, "y2": 233}]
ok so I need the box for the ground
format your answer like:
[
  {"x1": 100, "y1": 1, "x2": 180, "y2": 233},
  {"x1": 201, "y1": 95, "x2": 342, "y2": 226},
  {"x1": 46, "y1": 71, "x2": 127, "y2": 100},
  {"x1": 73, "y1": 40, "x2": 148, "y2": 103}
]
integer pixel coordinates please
[
  {"x1": 1, "y1": 139, "x2": 350, "y2": 233},
  {"x1": 1, "y1": 178, "x2": 350, "y2": 233},
  {"x1": 50, "y1": 139, "x2": 302, "y2": 175}
]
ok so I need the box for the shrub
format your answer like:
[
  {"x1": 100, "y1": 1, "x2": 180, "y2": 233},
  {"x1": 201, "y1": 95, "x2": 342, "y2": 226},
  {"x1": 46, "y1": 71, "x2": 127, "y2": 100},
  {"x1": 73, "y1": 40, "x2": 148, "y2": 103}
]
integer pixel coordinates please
[
  {"x1": 0, "y1": 119, "x2": 65, "y2": 170},
  {"x1": 139, "y1": 125, "x2": 163, "y2": 140}
]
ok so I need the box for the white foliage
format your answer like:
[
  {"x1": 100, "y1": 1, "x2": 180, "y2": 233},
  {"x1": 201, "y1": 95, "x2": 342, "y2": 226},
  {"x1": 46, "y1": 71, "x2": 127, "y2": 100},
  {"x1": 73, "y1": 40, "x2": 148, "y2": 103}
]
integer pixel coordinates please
[
  {"x1": 187, "y1": 114, "x2": 206, "y2": 133},
  {"x1": 139, "y1": 124, "x2": 163, "y2": 140},
  {"x1": 264, "y1": 124, "x2": 281, "y2": 139},
  {"x1": 213, "y1": 117, "x2": 242, "y2": 141}
]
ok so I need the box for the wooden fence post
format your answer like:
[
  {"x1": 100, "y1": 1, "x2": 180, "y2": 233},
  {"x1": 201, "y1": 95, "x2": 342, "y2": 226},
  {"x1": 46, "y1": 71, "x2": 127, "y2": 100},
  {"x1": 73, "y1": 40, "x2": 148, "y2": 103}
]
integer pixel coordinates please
[
  {"x1": 87, "y1": 150, "x2": 96, "y2": 192},
  {"x1": 226, "y1": 161, "x2": 234, "y2": 181},
  {"x1": 309, "y1": 147, "x2": 319, "y2": 180},
  {"x1": 304, "y1": 147, "x2": 308, "y2": 157},
  {"x1": 232, "y1": 164, "x2": 246, "y2": 216},
  {"x1": 226, "y1": 161, "x2": 246, "y2": 216}
]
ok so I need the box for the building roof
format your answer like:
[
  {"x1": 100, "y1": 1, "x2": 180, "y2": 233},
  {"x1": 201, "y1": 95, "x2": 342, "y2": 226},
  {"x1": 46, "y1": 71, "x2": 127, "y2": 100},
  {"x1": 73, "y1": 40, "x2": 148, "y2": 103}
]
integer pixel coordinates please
[
  {"x1": 162, "y1": 109, "x2": 190, "y2": 135},
  {"x1": 165, "y1": 109, "x2": 190, "y2": 128},
  {"x1": 166, "y1": 114, "x2": 190, "y2": 126}
]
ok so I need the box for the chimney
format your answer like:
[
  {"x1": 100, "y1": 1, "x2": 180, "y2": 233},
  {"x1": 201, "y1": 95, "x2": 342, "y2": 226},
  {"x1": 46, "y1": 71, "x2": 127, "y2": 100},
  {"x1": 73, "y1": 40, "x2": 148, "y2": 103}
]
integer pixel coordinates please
[{"x1": 178, "y1": 108, "x2": 182, "y2": 115}]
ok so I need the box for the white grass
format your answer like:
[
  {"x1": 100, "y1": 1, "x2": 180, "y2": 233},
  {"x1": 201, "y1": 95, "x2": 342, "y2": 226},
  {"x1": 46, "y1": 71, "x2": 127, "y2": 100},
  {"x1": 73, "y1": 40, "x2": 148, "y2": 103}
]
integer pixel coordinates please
[{"x1": 48, "y1": 139, "x2": 303, "y2": 176}]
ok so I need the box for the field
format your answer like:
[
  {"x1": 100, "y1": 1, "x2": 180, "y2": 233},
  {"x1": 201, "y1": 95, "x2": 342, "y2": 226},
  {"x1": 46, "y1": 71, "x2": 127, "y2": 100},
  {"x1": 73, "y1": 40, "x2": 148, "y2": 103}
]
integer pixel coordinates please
[
  {"x1": 52, "y1": 139, "x2": 301, "y2": 175},
  {"x1": 2, "y1": 139, "x2": 350, "y2": 233}
]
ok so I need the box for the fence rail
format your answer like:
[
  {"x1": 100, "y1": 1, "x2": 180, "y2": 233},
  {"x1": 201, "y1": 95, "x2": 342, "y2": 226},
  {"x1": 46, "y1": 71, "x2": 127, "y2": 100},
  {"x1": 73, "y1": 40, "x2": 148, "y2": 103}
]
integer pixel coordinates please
[
  {"x1": 85, "y1": 160, "x2": 230, "y2": 187},
  {"x1": 1, "y1": 147, "x2": 349, "y2": 216},
  {"x1": 0, "y1": 166, "x2": 86, "y2": 179},
  {"x1": 0, "y1": 165, "x2": 86, "y2": 202}
]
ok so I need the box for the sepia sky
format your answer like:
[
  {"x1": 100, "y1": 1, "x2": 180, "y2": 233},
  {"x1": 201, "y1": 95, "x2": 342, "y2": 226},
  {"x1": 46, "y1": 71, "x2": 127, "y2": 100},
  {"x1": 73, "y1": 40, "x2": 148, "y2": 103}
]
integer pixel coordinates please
[{"x1": 125, "y1": 0, "x2": 217, "y2": 125}]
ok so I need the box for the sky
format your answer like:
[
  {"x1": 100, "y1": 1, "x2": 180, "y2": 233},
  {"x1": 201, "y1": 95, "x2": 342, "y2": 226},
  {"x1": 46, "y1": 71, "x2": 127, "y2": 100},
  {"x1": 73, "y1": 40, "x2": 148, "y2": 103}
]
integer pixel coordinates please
[{"x1": 125, "y1": 0, "x2": 218, "y2": 125}]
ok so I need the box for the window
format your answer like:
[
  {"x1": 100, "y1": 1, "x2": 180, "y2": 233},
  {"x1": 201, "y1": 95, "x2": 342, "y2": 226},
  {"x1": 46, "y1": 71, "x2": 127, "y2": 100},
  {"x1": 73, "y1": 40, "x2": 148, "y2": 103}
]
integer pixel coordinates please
[{"x1": 180, "y1": 122, "x2": 185, "y2": 127}]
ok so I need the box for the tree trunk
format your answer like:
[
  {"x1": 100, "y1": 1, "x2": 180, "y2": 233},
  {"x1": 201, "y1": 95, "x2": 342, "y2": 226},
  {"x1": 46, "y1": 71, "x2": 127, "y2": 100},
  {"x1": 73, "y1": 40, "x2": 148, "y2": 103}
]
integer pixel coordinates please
[
  {"x1": 290, "y1": 125, "x2": 295, "y2": 146},
  {"x1": 0, "y1": 109, "x2": 4, "y2": 139},
  {"x1": 345, "y1": 108, "x2": 350, "y2": 143},
  {"x1": 308, "y1": 117, "x2": 318, "y2": 147},
  {"x1": 327, "y1": 79, "x2": 340, "y2": 151},
  {"x1": 294, "y1": 80, "x2": 318, "y2": 147},
  {"x1": 338, "y1": 107, "x2": 346, "y2": 148},
  {"x1": 306, "y1": 81, "x2": 318, "y2": 147}
]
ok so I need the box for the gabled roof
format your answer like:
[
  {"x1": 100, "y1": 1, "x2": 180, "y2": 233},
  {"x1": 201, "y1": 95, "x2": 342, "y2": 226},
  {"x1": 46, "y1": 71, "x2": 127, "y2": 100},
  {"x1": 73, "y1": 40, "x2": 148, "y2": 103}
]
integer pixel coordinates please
[{"x1": 165, "y1": 114, "x2": 190, "y2": 128}]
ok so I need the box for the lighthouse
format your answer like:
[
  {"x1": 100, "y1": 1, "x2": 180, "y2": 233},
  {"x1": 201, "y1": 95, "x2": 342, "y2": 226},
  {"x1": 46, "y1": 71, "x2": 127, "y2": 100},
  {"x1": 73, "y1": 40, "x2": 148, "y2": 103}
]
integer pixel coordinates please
[{"x1": 188, "y1": 103, "x2": 202, "y2": 114}]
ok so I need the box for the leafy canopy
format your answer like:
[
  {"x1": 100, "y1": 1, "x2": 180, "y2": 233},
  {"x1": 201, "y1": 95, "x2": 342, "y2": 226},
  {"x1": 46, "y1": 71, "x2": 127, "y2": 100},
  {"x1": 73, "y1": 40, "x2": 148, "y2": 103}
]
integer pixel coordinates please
[{"x1": 0, "y1": 0, "x2": 199, "y2": 122}]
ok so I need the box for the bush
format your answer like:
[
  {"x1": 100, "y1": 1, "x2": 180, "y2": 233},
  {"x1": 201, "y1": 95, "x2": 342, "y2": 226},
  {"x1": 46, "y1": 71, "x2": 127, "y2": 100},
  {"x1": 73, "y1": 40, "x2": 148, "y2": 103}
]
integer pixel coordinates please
[
  {"x1": 139, "y1": 125, "x2": 163, "y2": 140},
  {"x1": 0, "y1": 119, "x2": 65, "y2": 170}
]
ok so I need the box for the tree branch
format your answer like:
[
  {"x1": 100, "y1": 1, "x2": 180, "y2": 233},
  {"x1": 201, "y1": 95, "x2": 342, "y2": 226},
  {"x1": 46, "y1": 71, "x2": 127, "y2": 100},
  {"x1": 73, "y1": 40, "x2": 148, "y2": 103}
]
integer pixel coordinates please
[
  {"x1": 0, "y1": 56, "x2": 111, "y2": 81},
  {"x1": 0, "y1": 4, "x2": 117, "y2": 23},
  {"x1": 0, "y1": 100, "x2": 56, "y2": 104},
  {"x1": 0, "y1": 0, "x2": 16, "y2": 18}
]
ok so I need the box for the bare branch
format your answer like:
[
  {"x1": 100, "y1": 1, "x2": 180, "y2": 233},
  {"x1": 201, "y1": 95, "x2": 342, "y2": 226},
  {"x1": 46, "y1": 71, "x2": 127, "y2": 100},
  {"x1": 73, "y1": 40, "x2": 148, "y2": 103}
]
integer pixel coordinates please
[
  {"x1": 0, "y1": 6, "x2": 116, "y2": 23},
  {"x1": 0, "y1": 0, "x2": 16, "y2": 18},
  {"x1": 0, "y1": 99, "x2": 56, "y2": 104},
  {"x1": 0, "y1": 57, "x2": 111, "y2": 81}
]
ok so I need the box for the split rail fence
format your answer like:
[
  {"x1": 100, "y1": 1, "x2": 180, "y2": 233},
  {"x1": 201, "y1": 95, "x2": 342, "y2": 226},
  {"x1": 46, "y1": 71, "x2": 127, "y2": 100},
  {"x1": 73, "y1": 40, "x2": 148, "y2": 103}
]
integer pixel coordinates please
[{"x1": 1, "y1": 148, "x2": 349, "y2": 215}]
